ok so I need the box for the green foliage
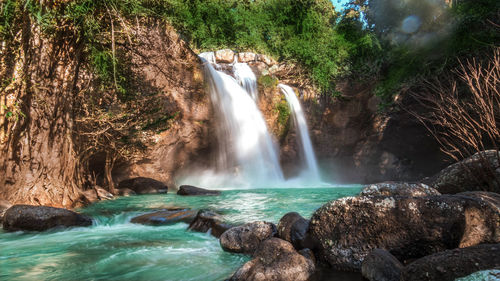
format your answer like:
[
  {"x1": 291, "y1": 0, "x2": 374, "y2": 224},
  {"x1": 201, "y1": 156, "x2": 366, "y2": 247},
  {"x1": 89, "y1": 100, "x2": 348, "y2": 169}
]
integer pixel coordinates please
[
  {"x1": 158, "y1": 0, "x2": 352, "y2": 93},
  {"x1": 276, "y1": 100, "x2": 291, "y2": 127},
  {"x1": 257, "y1": 75, "x2": 278, "y2": 89}
]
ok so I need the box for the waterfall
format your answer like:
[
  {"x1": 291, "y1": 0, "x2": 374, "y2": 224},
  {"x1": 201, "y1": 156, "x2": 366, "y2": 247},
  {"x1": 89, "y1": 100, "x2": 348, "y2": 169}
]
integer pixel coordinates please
[
  {"x1": 200, "y1": 58, "x2": 284, "y2": 187},
  {"x1": 233, "y1": 63, "x2": 258, "y2": 100},
  {"x1": 279, "y1": 84, "x2": 321, "y2": 180}
]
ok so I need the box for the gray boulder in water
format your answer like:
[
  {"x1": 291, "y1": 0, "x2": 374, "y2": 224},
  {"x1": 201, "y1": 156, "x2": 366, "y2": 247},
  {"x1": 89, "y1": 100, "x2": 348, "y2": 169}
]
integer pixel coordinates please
[
  {"x1": 220, "y1": 221, "x2": 277, "y2": 255},
  {"x1": 401, "y1": 243, "x2": 500, "y2": 281},
  {"x1": 177, "y1": 185, "x2": 221, "y2": 196},
  {"x1": 188, "y1": 210, "x2": 233, "y2": 238},
  {"x1": 131, "y1": 209, "x2": 197, "y2": 225},
  {"x1": 3, "y1": 205, "x2": 92, "y2": 231},
  {"x1": 307, "y1": 191, "x2": 500, "y2": 271},
  {"x1": 277, "y1": 212, "x2": 309, "y2": 250},
  {"x1": 228, "y1": 238, "x2": 315, "y2": 281},
  {"x1": 118, "y1": 177, "x2": 168, "y2": 194}
]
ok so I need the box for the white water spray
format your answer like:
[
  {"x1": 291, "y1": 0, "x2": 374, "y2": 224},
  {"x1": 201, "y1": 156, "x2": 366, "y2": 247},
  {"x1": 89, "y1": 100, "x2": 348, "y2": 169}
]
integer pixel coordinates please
[
  {"x1": 199, "y1": 58, "x2": 284, "y2": 187},
  {"x1": 233, "y1": 63, "x2": 258, "y2": 100},
  {"x1": 279, "y1": 84, "x2": 321, "y2": 181}
]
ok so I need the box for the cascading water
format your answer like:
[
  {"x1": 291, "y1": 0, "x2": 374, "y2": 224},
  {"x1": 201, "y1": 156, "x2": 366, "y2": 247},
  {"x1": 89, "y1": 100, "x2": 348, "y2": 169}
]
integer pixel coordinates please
[
  {"x1": 233, "y1": 63, "x2": 258, "y2": 100},
  {"x1": 279, "y1": 84, "x2": 321, "y2": 181},
  {"x1": 199, "y1": 58, "x2": 284, "y2": 187}
]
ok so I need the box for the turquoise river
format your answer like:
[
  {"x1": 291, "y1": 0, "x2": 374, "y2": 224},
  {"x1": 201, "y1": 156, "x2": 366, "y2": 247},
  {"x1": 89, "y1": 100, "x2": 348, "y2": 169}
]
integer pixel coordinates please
[{"x1": 1, "y1": 187, "x2": 362, "y2": 281}]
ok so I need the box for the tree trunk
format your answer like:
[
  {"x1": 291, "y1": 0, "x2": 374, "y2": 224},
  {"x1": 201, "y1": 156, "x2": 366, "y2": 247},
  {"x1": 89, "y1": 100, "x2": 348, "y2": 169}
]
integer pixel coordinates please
[{"x1": 0, "y1": 11, "x2": 84, "y2": 208}]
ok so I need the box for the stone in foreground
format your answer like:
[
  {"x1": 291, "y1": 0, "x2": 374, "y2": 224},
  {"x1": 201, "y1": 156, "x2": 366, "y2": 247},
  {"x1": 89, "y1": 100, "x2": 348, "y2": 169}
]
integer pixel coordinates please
[
  {"x1": 118, "y1": 177, "x2": 168, "y2": 195},
  {"x1": 228, "y1": 238, "x2": 315, "y2": 281},
  {"x1": 220, "y1": 221, "x2": 277, "y2": 255},
  {"x1": 360, "y1": 182, "x2": 440, "y2": 197},
  {"x1": 308, "y1": 192, "x2": 500, "y2": 271},
  {"x1": 362, "y1": 249, "x2": 403, "y2": 281},
  {"x1": 277, "y1": 212, "x2": 309, "y2": 250},
  {"x1": 188, "y1": 210, "x2": 233, "y2": 238},
  {"x1": 401, "y1": 244, "x2": 500, "y2": 281},
  {"x1": 424, "y1": 150, "x2": 500, "y2": 194},
  {"x1": 3, "y1": 205, "x2": 92, "y2": 232},
  {"x1": 177, "y1": 185, "x2": 221, "y2": 196},
  {"x1": 131, "y1": 209, "x2": 197, "y2": 225}
]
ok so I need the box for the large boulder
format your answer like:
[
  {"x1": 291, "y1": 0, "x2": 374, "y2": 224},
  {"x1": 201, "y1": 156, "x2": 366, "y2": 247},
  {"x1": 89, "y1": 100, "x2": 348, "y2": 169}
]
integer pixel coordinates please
[
  {"x1": 228, "y1": 238, "x2": 315, "y2": 281},
  {"x1": 220, "y1": 221, "x2": 277, "y2": 255},
  {"x1": 3, "y1": 205, "x2": 92, "y2": 231},
  {"x1": 117, "y1": 177, "x2": 168, "y2": 195},
  {"x1": 0, "y1": 199, "x2": 12, "y2": 223},
  {"x1": 177, "y1": 185, "x2": 220, "y2": 196},
  {"x1": 401, "y1": 244, "x2": 500, "y2": 281},
  {"x1": 277, "y1": 212, "x2": 309, "y2": 250},
  {"x1": 308, "y1": 192, "x2": 500, "y2": 271},
  {"x1": 188, "y1": 210, "x2": 233, "y2": 238},
  {"x1": 215, "y1": 49, "x2": 235, "y2": 63},
  {"x1": 360, "y1": 182, "x2": 440, "y2": 197},
  {"x1": 131, "y1": 209, "x2": 197, "y2": 225},
  {"x1": 424, "y1": 150, "x2": 500, "y2": 194},
  {"x1": 361, "y1": 249, "x2": 404, "y2": 281}
]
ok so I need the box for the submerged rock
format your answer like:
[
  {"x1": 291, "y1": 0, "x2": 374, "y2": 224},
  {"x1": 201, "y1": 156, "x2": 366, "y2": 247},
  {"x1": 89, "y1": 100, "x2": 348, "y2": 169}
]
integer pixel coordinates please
[
  {"x1": 177, "y1": 185, "x2": 221, "y2": 196},
  {"x1": 360, "y1": 182, "x2": 440, "y2": 197},
  {"x1": 188, "y1": 210, "x2": 233, "y2": 238},
  {"x1": 3, "y1": 205, "x2": 92, "y2": 232},
  {"x1": 220, "y1": 221, "x2": 277, "y2": 255},
  {"x1": 277, "y1": 212, "x2": 309, "y2": 250},
  {"x1": 401, "y1": 244, "x2": 500, "y2": 281},
  {"x1": 424, "y1": 150, "x2": 500, "y2": 194},
  {"x1": 308, "y1": 192, "x2": 500, "y2": 271},
  {"x1": 228, "y1": 238, "x2": 315, "y2": 281},
  {"x1": 131, "y1": 209, "x2": 197, "y2": 225},
  {"x1": 361, "y1": 249, "x2": 403, "y2": 281},
  {"x1": 117, "y1": 177, "x2": 168, "y2": 195},
  {"x1": 0, "y1": 199, "x2": 12, "y2": 223}
]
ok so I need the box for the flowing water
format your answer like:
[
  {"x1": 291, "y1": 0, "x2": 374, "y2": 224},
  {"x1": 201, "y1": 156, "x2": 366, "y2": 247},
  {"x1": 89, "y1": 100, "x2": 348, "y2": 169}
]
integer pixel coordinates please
[
  {"x1": 198, "y1": 58, "x2": 284, "y2": 187},
  {"x1": 233, "y1": 63, "x2": 258, "y2": 100},
  {"x1": 0, "y1": 187, "x2": 362, "y2": 281},
  {"x1": 279, "y1": 84, "x2": 321, "y2": 181}
]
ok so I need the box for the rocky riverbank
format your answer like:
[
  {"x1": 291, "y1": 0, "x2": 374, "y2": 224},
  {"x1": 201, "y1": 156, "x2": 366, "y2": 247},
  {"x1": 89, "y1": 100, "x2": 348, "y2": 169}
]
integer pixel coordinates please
[{"x1": 2, "y1": 152, "x2": 499, "y2": 280}]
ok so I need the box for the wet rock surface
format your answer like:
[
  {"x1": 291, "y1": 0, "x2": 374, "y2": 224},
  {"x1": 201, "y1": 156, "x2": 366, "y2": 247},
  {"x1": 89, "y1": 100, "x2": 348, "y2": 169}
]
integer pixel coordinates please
[
  {"x1": 220, "y1": 221, "x2": 277, "y2": 255},
  {"x1": 117, "y1": 177, "x2": 168, "y2": 195},
  {"x1": 188, "y1": 210, "x2": 233, "y2": 238},
  {"x1": 424, "y1": 150, "x2": 500, "y2": 194},
  {"x1": 401, "y1": 243, "x2": 500, "y2": 281},
  {"x1": 3, "y1": 205, "x2": 92, "y2": 232},
  {"x1": 177, "y1": 185, "x2": 221, "y2": 196},
  {"x1": 360, "y1": 182, "x2": 440, "y2": 197},
  {"x1": 361, "y1": 249, "x2": 403, "y2": 281},
  {"x1": 228, "y1": 238, "x2": 315, "y2": 281},
  {"x1": 277, "y1": 212, "x2": 309, "y2": 250},
  {"x1": 130, "y1": 209, "x2": 197, "y2": 225},
  {"x1": 308, "y1": 192, "x2": 500, "y2": 271}
]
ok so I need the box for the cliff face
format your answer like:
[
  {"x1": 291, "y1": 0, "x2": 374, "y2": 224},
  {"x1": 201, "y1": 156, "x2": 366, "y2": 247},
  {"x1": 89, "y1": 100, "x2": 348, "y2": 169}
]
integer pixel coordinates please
[{"x1": 0, "y1": 10, "x2": 214, "y2": 207}]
